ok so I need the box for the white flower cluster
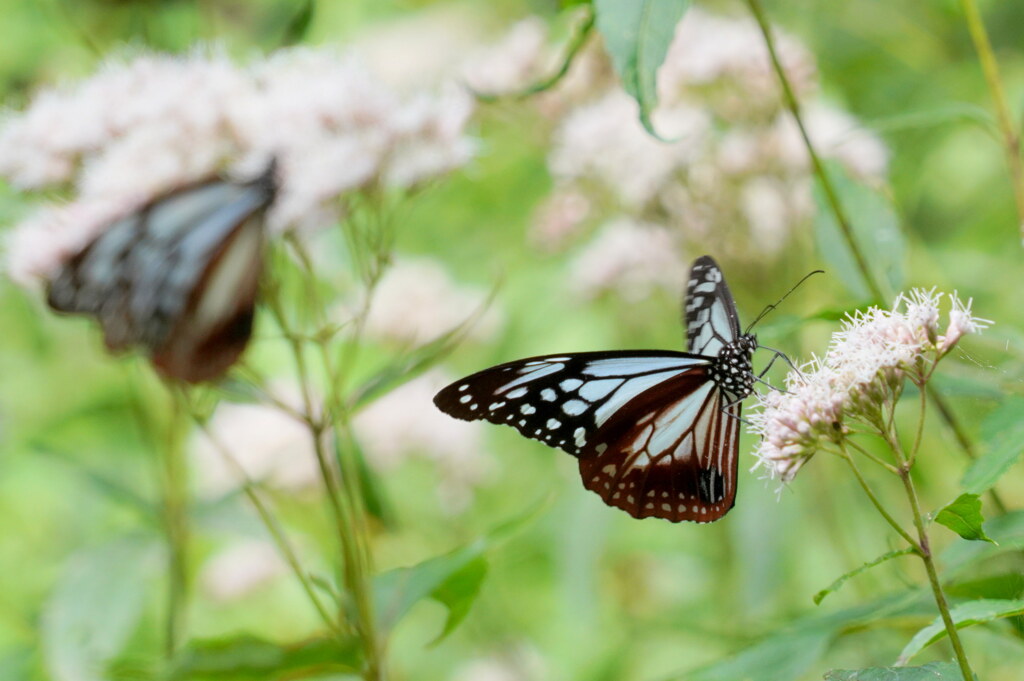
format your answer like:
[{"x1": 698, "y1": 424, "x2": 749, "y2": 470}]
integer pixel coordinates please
[
  {"x1": 0, "y1": 47, "x2": 475, "y2": 285},
  {"x1": 359, "y1": 256, "x2": 503, "y2": 345},
  {"x1": 750, "y1": 290, "x2": 990, "y2": 482},
  {"x1": 533, "y1": 7, "x2": 889, "y2": 275}
]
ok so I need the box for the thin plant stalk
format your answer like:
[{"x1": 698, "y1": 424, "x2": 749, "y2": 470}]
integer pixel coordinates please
[
  {"x1": 162, "y1": 387, "x2": 191, "y2": 657},
  {"x1": 266, "y1": 276, "x2": 384, "y2": 681},
  {"x1": 192, "y1": 417, "x2": 344, "y2": 638},
  {"x1": 745, "y1": 0, "x2": 999, "y2": 515},
  {"x1": 958, "y1": 0, "x2": 1024, "y2": 238}
]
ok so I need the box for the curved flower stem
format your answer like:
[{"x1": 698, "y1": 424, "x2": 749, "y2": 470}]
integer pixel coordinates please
[
  {"x1": 898, "y1": 467, "x2": 975, "y2": 681},
  {"x1": 744, "y1": 0, "x2": 885, "y2": 303},
  {"x1": 162, "y1": 387, "x2": 191, "y2": 657},
  {"x1": 837, "y1": 441, "x2": 919, "y2": 549},
  {"x1": 193, "y1": 417, "x2": 344, "y2": 638},
  {"x1": 958, "y1": 0, "x2": 1024, "y2": 238},
  {"x1": 843, "y1": 438, "x2": 900, "y2": 475}
]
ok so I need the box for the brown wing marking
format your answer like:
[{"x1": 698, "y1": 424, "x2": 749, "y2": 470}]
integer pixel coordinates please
[{"x1": 578, "y1": 367, "x2": 740, "y2": 523}]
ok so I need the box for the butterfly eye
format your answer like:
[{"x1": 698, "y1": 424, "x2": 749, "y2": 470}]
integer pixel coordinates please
[{"x1": 46, "y1": 164, "x2": 277, "y2": 383}]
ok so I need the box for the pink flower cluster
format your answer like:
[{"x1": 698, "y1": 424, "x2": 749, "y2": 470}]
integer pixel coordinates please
[{"x1": 750, "y1": 290, "x2": 990, "y2": 482}]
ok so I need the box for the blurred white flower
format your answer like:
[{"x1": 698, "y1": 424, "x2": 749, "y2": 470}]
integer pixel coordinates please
[
  {"x1": 567, "y1": 218, "x2": 686, "y2": 301},
  {"x1": 359, "y1": 256, "x2": 502, "y2": 345},
  {"x1": 353, "y1": 369, "x2": 492, "y2": 513},
  {"x1": 191, "y1": 390, "x2": 322, "y2": 498},
  {"x1": 462, "y1": 17, "x2": 551, "y2": 94},
  {"x1": 1, "y1": 47, "x2": 477, "y2": 285},
  {"x1": 201, "y1": 539, "x2": 288, "y2": 603},
  {"x1": 550, "y1": 91, "x2": 709, "y2": 207},
  {"x1": 660, "y1": 7, "x2": 817, "y2": 121},
  {"x1": 750, "y1": 290, "x2": 991, "y2": 482},
  {"x1": 452, "y1": 644, "x2": 547, "y2": 681},
  {"x1": 529, "y1": 188, "x2": 592, "y2": 252},
  {"x1": 772, "y1": 104, "x2": 889, "y2": 179}
]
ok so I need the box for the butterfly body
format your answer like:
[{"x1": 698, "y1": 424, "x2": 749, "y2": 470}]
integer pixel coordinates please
[
  {"x1": 435, "y1": 255, "x2": 760, "y2": 523},
  {"x1": 47, "y1": 164, "x2": 277, "y2": 383}
]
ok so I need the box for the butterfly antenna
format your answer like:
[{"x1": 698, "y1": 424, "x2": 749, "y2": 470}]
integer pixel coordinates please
[{"x1": 744, "y1": 269, "x2": 824, "y2": 334}]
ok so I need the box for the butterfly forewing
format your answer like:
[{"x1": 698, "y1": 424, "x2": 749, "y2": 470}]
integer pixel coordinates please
[
  {"x1": 46, "y1": 165, "x2": 276, "y2": 383},
  {"x1": 434, "y1": 352, "x2": 711, "y2": 458},
  {"x1": 685, "y1": 255, "x2": 741, "y2": 356}
]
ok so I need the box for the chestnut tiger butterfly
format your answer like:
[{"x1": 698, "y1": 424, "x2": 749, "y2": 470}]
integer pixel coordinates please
[
  {"x1": 46, "y1": 163, "x2": 277, "y2": 383},
  {"x1": 435, "y1": 255, "x2": 776, "y2": 523}
]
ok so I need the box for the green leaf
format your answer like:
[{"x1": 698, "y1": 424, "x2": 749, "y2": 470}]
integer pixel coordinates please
[
  {"x1": 898, "y1": 598, "x2": 1024, "y2": 664},
  {"x1": 814, "y1": 548, "x2": 916, "y2": 605},
  {"x1": 168, "y1": 634, "x2": 360, "y2": 680},
  {"x1": 277, "y1": 0, "x2": 315, "y2": 47},
  {"x1": 427, "y1": 556, "x2": 488, "y2": 645},
  {"x1": 961, "y1": 397, "x2": 1024, "y2": 494},
  {"x1": 934, "y1": 493, "x2": 996, "y2": 544},
  {"x1": 373, "y1": 507, "x2": 541, "y2": 639},
  {"x1": 593, "y1": 0, "x2": 691, "y2": 137},
  {"x1": 666, "y1": 627, "x2": 831, "y2": 681},
  {"x1": 942, "y1": 510, "x2": 1024, "y2": 574},
  {"x1": 824, "y1": 661, "x2": 964, "y2": 680},
  {"x1": 42, "y1": 537, "x2": 160, "y2": 681},
  {"x1": 813, "y1": 161, "x2": 904, "y2": 300}
]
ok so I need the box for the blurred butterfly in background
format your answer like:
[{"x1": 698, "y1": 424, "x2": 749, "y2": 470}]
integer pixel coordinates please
[
  {"x1": 47, "y1": 162, "x2": 277, "y2": 383},
  {"x1": 435, "y1": 255, "x2": 767, "y2": 523}
]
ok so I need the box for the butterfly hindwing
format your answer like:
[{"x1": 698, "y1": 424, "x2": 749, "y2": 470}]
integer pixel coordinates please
[
  {"x1": 578, "y1": 368, "x2": 741, "y2": 522},
  {"x1": 684, "y1": 255, "x2": 741, "y2": 356},
  {"x1": 434, "y1": 351, "x2": 712, "y2": 458}
]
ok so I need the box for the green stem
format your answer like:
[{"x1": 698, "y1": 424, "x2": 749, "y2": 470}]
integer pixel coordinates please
[
  {"x1": 844, "y1": 438, "x2": 901, "y2": 475},
  {"x1": 194, "y1": 418, "x2": 344, "y2": 637},
  {"x1": 745, "y1": 0, "x2": 886, "y2": 303},
  {"x1": 838, "y1": 442, "x2": 919, "y2": 549},
  {"x1": 958, "y1": 0, "x2": 1024, "y2": 238},
  {"x1": 473, "y1": 9, "x2": 595, "y2": 102},
  {"x1": 162, "y1": 387, "x2": 190, "y2": 657},
  {"x1": 898, "y1": 468, "x2": 975, "y2": 681}
]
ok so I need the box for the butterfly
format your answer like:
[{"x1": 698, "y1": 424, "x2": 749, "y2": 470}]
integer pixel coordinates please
[
  {"x1": 46, "y1": 162, "x2": 277, "y2": 384},
  {"x1": 434, "y1": 255, "x2": 762, "y2": 523}
]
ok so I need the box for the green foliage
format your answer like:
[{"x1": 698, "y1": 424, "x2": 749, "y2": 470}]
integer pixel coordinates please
[
  {"x1": 824, "y1": 661, "x2": 966, "y2": 681},
  {"x1": 814, "y1": 548, "x2": 916, "y2": 605},
  {"x1": 592, "y1": 0, "x2": 690, "y2": 137},
  {"x1": 960, "y1": 397, "x2": 1024, "y2": 494},
  {"x1": 898, "y1": 598, "x2": 1024, "y2": 664},
  {"x1": 41, "y1": 537, "x2": 160, "y2": 681},
  {"x1": 934, "y1": 493, "x2": 996, "y2": 544},
  {"x1": 813, "y1": 161, "x2": 905, "y2": 301},
  {"x1": 168, "y1": 634, "x2": 361, "y2": 680}
]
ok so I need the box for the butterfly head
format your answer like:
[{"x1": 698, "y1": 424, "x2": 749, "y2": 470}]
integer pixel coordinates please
[{"x1": 709, "y1": 333, "x2": 757, "y2": 401}]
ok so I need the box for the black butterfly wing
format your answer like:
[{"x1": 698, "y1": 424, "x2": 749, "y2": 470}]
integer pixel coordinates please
[
  {"x1": 47, "y1": 166, "x2": 276, "y2": 382},
  {"x1": 434, "y1": 351, "x2": 713, "y2": 458},
  {"x1": 684, "y1": 255, "x2": 741, "y2": 357}
]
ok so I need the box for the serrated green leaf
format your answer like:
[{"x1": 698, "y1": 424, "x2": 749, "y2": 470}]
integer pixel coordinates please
[
  {"x1": 824, "y1": 661, "x2": 963, "y2": 680},
  {"x1": 42, "y1": 537, "x2": 160, "y2": 681},
  {"x1": 168, "y1": 634, "x2": 360, "y2": 680},
  {"x1": 814, "y1": 548, "x2": 916, "y2": 605},
  {"x1": 593, "y1": 0, "x2": 690, "y2": 137},
  {"x1": 813, "y1": 161, "x2": 904, "y2": 301},
  {"x1": 961, "y1": 397, "x2": 1024, "y2": 494},
  {"x1": 934, "y1": 493, "x2": 996, "y2": 544},
  {"x1": 897, "y1": 598, "x2": 1024, "y2": 664}
]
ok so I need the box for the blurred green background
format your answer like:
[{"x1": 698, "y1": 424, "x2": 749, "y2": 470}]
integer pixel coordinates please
[{"x1": 0, "y1": 1, "x2": 1022, "y2": 680}]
